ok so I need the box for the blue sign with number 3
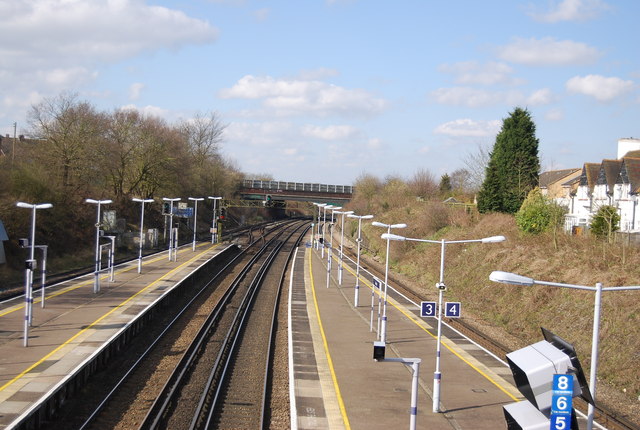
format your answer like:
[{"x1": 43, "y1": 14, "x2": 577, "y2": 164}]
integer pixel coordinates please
[{"x1": 420, "y1": 301, "x2": 436, "y2": 317}]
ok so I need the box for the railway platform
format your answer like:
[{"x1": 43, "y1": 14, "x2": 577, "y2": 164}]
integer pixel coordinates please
[
  {"x1": 289, "y1": 241, "x2": 521, "y2": 429},
  {"x1": 0, "y1": 242, "x2": 228, "y2": 429}
]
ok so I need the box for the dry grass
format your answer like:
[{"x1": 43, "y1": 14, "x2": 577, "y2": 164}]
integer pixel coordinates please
[{"x1": 352, "y1": 200, "x2": 640, "y2": 422}]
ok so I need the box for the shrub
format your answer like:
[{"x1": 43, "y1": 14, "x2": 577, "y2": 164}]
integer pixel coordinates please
[
  {"x1": 590, "y1": 205, "x2": 620, "y2": 241},
  {"x1": 515, "y1": 188, "x2": 565, "y2": 234}
]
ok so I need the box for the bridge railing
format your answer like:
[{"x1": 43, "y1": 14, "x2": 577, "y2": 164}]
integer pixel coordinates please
[{"x1": 242, "y1": 179, "x2": 354, "y2": 195}]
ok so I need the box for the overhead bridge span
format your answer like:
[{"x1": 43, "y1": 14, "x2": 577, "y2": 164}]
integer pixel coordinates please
[{"x1": 239, "y1": 179, "x2": 353, "y2": 205}]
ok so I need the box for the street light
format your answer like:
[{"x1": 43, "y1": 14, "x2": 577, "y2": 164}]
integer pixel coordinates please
[
  {"x1": 16, "y1": 201, "x2": 52, "y2": 347},
  {"x1": 313, "y1": 203, "x2": 327, "y2": 250},
  {"x1": 489, "y1": 270, "x2": 640, "y2": 430},
  {"x1": 188, "y1": 197, "x2": 204, "y2": 251},
  {"x1": 162, "y1": 197, "x2": 181, "y2": 261},
  {"x1": 132, "y1": 197, "x2": 154, "y2": 273},
  {"x1": 333, "y1": 210, "x2": 353, "y2": 285},
  {"x1": 85, "y1": 199, "x2": 112, "y2": 294},
  {"x1": 208, "y1": 196, "x2": 222, "y2": 244},
  {"x1": 383, "y1": 233, "x2": 505, "y2": 413},
  {"x1": 347, "y1": 214, "x2": 373, "y2": 306},
  {"x1": 321, "y1": 204, "x2": 334, "y2": 258},
  {"x1": 325, "y1": 206, "x2": 342, "y2": 289},
  {"x1": 371, "y1": 221, "x2": 407, "y2": 343}
]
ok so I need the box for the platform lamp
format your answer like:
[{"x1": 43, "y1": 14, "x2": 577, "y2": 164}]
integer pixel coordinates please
[
  {"x1": 132, "y1": 197, "x2": 154, "y2": 273},
  {"x1": 162, "y1": 197, "x2": 181, "y2": 261},
  {"x1": 383, "y1": 233, "x2": 505, "y2": 413},
  {"x1": 371, "y1": 221, "x2": 407, "y2": 343},
  {"x1": 321, "y1": 204, "x2": 334, "y2": 258},
  {"x1": 208, "y1": 196, "x2": 222, "y2": 244},
  {"x1": 347, "y1": 213, "x2": 373, "y2": 306},
  {"x1": 490, "y1": 270, "x2": 640, "y2": 430},
  {"x1": 188, "y1": 197, "x2": 204, "y2": 251},
  {"x1": 16, "y1": 201, "x2": 52, "y2": 347},
  {"x1": 333, "y1": 210, "x2": 353, "y2": 285},
  {"x1": 85, "y1": 199, "x2": 112, "y2": 294}
]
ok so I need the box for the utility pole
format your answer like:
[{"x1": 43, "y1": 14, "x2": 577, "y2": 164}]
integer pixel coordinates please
[{"x1": 12, "y1": 122, "x2": 17, "y2": 167}]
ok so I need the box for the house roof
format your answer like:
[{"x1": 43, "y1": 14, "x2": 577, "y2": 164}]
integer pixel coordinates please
[
  {"x1": 579, "y1": 163, "x2": 601, "y2": 189},
  {"x1": 622, "y1": 150, "x2": 640, "y2": 159},
  {"x1": 539, "y1": 168, "x2": 581, "y2": 188},
  {"x1": 596, "y1": 159, "x2": 623, "y2": 189},
  {"x1": 618, "y1": 157, "x2": 640, "y2": 193}
]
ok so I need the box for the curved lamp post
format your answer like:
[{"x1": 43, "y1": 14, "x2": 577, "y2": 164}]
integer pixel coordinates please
[
  {"x1": 489, "y1": 270, "x2": 640, "y2": 430},
  {"x1": 85, "y1": 199, "x2": 112, "y2": 294},
  {"x1": 188, "y1": 197, "x2": 204, "y2": 251},
  {"x1": 208, "y1": 196, "x2": 222, "y2": 244},
  {"x1": 16, "y1": 201, "x2": 52, "y2": 347},
  {"x1": 371, "y1": 221, "x2": 407, "y2": 343},
  {"x1": 383, "y1": 233, "x2": 505, "y2": 413},
  {"x1": 162, "y1": 197, "x2": 181, "y2": 261},
  {"x1": 132, "y1": 198, "x2": 154, "y2": 273},
  {"x1": 348, "y1": 214, "x2": 373, "y2": 307},
  {"x1": 333, "y1": 210, "x2": 353, "y2": 285}
]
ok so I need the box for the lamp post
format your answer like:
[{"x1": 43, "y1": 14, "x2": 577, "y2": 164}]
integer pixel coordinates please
[
  {"x1": 489, "y1": 270, "x2": 640, "y2": 430},
  {"x1": 371, "y1": 221, "x2": 407, "y2": 343},
  {"x1": 208, "y1": 196, "x2": 222, "y2": 244},
  {"x1": 334, "y1": 210, "x2": 353, "y2": 285},
  {"x1": 132, "y1": 197, "x2": 154, "y2": 273},
  {"x1": 313, "y1": 203, "x2": 326, "y2": 250},
  {"x1": 383, "y1": 233, "x2": 505, "y2": 413},
  {"x1": 188, "y1": 197, "x2": 204, "y2": 251},
  {"x1": 85, "y1": 199, "x2": 112, "y2": 294},
  {"x1": 325, "y1": 206, "x2": 342, "y2": 288},
  {"x1": 347, "y1": 214, "x2": 373, "y2": 306},
  {"x1": 321, "y1": 204, "x2": 333, "y2": 258},
  {"x1": 16, "y1": 201, "x2": 52, "y2": 347},
  {"x1": 162, "y1": 197, "x2": 181, "y2": 261}
]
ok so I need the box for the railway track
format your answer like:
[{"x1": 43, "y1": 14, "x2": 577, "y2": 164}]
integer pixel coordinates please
[
  {"x1": 40, "y1": 220, "x2": 303, "y2": 430},
  {"x1": 140, "y1": 220, "x2": 306, "y2": 429}
]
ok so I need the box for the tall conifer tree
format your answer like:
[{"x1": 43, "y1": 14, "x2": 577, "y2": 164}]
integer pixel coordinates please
[{"x1": 477, "y1": 107, "x2": 540, "y2": 213}]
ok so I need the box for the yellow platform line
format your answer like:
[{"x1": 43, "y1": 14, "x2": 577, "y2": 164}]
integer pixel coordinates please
[
  {"x1": 0, "y1": 242, "x2": 212, "y2": 318},
  {"x1": 308, "y1": 249, "x2": 352, "y2": 430},
  {"x1": 0, "y1": 244, "x2": 218, "y2": 394},
  {"x1": 329, "y1": 251, "x2": 519, "y2": 402}
]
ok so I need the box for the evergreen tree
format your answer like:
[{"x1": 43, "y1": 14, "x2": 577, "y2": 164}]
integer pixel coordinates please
[
  {"x1": 477, "y1": 107, "x2": 540, "y2": 213},
  {"x1": 439, "y1": 173, "x2": 452, "y2": 194}
]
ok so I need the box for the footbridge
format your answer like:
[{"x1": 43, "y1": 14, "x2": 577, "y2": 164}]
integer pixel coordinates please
[{"x1": 239, "y1": 179, "x2": 353, "y2": 205}]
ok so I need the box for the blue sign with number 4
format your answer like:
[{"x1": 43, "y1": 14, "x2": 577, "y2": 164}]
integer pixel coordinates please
[{"x1": 444, "y1": 302, "x2": 461, "y2": 318}]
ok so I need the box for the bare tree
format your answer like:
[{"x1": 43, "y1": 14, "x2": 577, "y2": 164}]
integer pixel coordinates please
[{"x1": 462, "y1": 142, "x2": 491, "y2": 192}]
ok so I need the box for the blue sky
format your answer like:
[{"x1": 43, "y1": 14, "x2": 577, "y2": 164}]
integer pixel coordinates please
[{"x1": 1, "y1": 0, "x2": 638, "y2": 185}]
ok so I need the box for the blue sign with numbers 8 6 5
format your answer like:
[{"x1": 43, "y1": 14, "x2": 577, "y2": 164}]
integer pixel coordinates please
[{"x1": 550, "y1": 374, "x2": 573, "y2": 430}]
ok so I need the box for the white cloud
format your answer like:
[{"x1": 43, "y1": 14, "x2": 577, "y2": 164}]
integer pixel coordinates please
[
  {"x1": 431, "y1": 87, "x2": 553, "y2": 108},
  {"x1": 438, "y1": 61, "x2": 524, "y2": 86},
  {"x1": 129, "y1": 83, "x2": 145, "y2": 101},
  {"x1": 219, "y1": 74, "x2": 387, "y2": 117},
  {"x1": 301, "y1": 124, "x2": 360, "y2": 140},
  {"x1": 119, "y1": 104, "x2": 169, "y2": 118},
  {"x1": 497, "y1": 37, "x2": 600, "y2": 66},
  {"x1": 252, "y1": 8, "x2": 270, "y2": 21},
  {"x1": 529, "y1": 0, "x2": 610, "y2": 23},
  {"x1": 565, "y1": 74, "x2": 635, "y2": 102},
  {"x1": 0, "y1": 0, "x2": 218, "y2": 125},
  {"x1": 434, "y1": 119, "x2": 501, "y2": 137},
  {"x1": 545, "y1": 108, "x2": 565, "y2": 121}
]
